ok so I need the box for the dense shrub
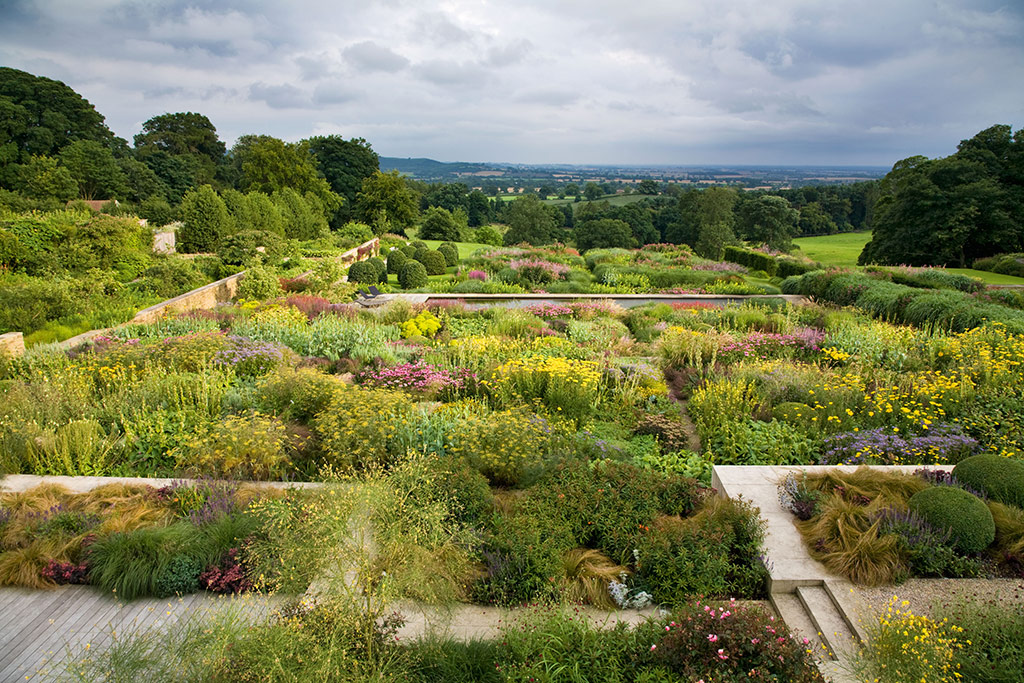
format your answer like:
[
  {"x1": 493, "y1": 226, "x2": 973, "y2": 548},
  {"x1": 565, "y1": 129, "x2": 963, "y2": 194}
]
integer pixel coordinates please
[
  {"x1": 637, "y1": 497, "x2": 768, "y2": 602},
  {"x1": 973, "y1": 253, "x2": 1024, "y2": 278},
  {"x1": 138, "y1": 257, "x2": 207, "y2": 298},
  {"x1": 236, "y1": 265, "x2": 283, "y2": 300},
  {"x1": 365, "y1": 256, "x2": 387, "y2": 283},
  {"x1": 178, "y1": 185, "x2": 228, "y2": 253},
  {"x1": 782, "y1": 269, "x2": 1024, "y2": 333},
  {"x1": 398, "y1": 261, "x2": 429, "y2": 288},
  {"x1": 474, "y1": 224, "x2": 503, "y2": 246},
  {"x1": 155, "y1": 554, "x2": 202, "y2": 597},
  {"x1": 907, "y1": 486, "x2": 995, "y2": 554},
  {"x1": 437, "y1": 242, "x2": 459, "y2": 267},
  {"x1": 217, "y1": 230, "x2": 285, "y2": 266},
  {"x1": 418, "y1": 249, "x2": 448, "y2": 276},
  {"x1": 346, "y1": 260, "x2": 378, "y2": 285},
  {"x1": 651, "y1": 598, "x2": 824, "y2": 682},
  {"x1": 953, "y1": 454, "x2": 1024, "y2": 509},
  {"x1": 723, "y1": 246, "x2": 777, "y2": 275},
  {"x1": 386, "y1": 247, "x2": 407, "y2": 273}
]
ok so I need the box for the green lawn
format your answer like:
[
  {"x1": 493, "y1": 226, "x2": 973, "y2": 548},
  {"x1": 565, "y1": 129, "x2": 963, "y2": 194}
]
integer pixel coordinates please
[
  {"x1": 793, "y1": 232, "x2": 1024, "y2": 285},
  {"x1": 792, "y1": 232, "x2": 869, "y2": 267},
  {"x1": 419, "y1": 239, "x2": 492, "y2": 259}
]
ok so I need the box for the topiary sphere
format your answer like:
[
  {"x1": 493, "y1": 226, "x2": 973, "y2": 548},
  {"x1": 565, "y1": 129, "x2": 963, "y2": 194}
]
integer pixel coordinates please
[
  {"x1": 411, "y1": 240, "x2": 428, "y2": 251},
  {"x1": 386, "y1": 248, "x2": 407, "y2": 273},
  {"x1": 953, "y1": 454, "x2": 1024, "y2": 509},
  {"x1": 908, "y1": 486, "x2": 994, "y2": 554},
  {"x1": 419, "y1": 249, "x2": 448, "y2": 276},
  {"x1": 401, "y1": 245, "x2": 418, "y2": 258},
  {"x1": 366, "y1": 257, "x2": 387, "y2": 283},
  {"x1": 347, "y1": 260, "x2": 378, "y2": 284},
  {"x1": 398, "y1": 261, "x2": 429, "y2": 289},
  {"x1": 437, "y1": 243, "x2": 459, "y2": 267}
]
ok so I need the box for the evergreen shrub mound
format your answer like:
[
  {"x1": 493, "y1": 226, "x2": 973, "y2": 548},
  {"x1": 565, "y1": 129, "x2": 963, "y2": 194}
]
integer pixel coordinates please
[
  {"x1": 418, "y1": 249, "x2": 448, "y2": 276},
  {"x1": 398, "y1": 261, "x2": 429, "y2": 289},
  {"x1": 346, "y1": 260, "x2": 378, "y2": 285},
  {"x1": 953, "y1": 454, "x2": 1024, "y2": 509},
  {"x1": 365, "y1": 257, "x2": 387, "y2": 283},
  {"x1": 401, "y1": 245, "x2": 417, "y2": 259},
  {"x1": 437, "y1": 242, "x2": 459, "y2": 267},
  {"x1": 907, "y1": 486, "x2": 995, "y2": 554},
  {"x1": 386, "y1": 248, "x2": 407, "y2": 273}
]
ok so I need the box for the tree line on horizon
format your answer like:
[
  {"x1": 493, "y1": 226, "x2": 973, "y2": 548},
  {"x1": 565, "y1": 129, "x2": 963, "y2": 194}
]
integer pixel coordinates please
[{"x1": 1, "y1": 66, "x2": 1019, "y2": 266}]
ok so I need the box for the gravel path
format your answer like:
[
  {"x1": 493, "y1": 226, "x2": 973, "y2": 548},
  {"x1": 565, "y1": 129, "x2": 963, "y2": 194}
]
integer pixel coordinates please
[{"x1": 855, "y1": 578, "x2": 1024, "y2": 620}]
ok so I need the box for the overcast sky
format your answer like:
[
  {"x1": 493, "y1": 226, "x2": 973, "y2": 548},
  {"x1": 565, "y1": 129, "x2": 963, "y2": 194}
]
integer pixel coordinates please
[{"x1": 1, "y1": 0, "x2": 1022, "y2": 166}]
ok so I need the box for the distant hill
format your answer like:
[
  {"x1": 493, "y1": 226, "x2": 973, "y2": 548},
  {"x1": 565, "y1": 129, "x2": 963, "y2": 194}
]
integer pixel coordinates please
[{"x1": 379, "y1": 157, "x2": 504, "y2": 180}]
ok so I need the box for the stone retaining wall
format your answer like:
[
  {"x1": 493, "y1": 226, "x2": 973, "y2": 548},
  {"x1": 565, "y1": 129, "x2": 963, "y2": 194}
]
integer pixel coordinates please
[{"x1": 4, "y1": 237, "x2": 380, "y2": 357}]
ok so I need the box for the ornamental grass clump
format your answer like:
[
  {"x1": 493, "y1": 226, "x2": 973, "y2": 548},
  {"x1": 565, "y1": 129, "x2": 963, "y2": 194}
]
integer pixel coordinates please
[{"x1": 851, "y1": 596, "x2": 963, "y2": 683}]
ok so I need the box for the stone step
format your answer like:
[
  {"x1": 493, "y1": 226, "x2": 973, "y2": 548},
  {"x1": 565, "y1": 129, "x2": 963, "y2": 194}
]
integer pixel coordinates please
[
  {"x1": 772, "y1": 589, "x2": 860, "y2": 683},
  {"x1": 796, "y1": 584, "x2": 857, "y2": 658}
]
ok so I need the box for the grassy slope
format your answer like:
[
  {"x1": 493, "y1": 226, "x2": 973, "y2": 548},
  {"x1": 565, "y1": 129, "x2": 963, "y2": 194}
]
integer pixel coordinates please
[{"x1": 793, "y1": 233, "x2": 1024, "y2": 285}]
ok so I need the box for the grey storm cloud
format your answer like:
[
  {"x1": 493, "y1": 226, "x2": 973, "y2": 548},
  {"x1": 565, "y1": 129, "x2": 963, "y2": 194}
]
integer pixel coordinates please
[{"x1": 0, "y1": 0, "x2": 1020, "y2": 165}]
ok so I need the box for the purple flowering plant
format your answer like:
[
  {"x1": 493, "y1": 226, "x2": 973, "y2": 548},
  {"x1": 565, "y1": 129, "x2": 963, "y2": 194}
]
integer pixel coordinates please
[{"x1": 820, "y1": 424, "x2": 978, "y2": 465}]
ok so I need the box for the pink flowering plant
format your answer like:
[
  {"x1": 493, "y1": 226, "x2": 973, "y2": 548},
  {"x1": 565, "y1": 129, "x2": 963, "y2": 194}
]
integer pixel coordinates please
[
  {"x1": 647, "y1": 598, "x2": 825, "y2": 682},
  {"x1": 509, "y1": 259, "x2": 571, "y2": 284},
  {"x1": 718, "y1": 328, "x2": 824, "y2": 362},
  {"x1": 523, "y1": 302, "x2": 574, "y2": 318},
  {"x1": 357, "y1": 361, "x2": 478, "y2": 399}
]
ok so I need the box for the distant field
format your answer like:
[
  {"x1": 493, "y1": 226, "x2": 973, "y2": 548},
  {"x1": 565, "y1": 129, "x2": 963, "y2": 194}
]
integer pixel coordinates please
[
  {"x1": 542, "y1": 194, "x2": 649, "y2": 212},
  {"x1": 793, "y1": 232, "x2": 1024, "y2": 285}
]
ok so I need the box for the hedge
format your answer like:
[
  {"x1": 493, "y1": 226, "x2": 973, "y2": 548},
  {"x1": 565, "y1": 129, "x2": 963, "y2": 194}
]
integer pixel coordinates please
[{"x1": 782, "y1": 269, "x2": 1024, "y2": 333}]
